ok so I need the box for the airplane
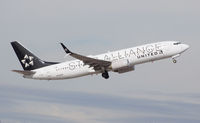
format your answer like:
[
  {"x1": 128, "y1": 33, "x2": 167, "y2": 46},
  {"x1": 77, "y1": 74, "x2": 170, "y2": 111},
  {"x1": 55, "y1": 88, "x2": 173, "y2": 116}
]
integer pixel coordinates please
[{"x1": 11, "y1": 41, "x2": 189, "y2": 80}]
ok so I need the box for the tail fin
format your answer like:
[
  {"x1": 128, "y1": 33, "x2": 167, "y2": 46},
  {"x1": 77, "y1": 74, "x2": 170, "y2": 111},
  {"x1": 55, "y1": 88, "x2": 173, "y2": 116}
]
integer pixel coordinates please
[{"x1": 11, "y1": 41, "x2": 58, "y2": 70}]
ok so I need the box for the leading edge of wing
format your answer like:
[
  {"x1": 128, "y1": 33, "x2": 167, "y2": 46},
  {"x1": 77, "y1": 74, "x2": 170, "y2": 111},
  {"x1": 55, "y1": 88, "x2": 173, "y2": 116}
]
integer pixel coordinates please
[{"x1": 60, "y1": 43, "x2": 111, "y2": 70}]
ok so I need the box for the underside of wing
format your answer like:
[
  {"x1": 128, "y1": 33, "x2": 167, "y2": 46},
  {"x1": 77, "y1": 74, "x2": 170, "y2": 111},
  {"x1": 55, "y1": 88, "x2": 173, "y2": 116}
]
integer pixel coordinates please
[
  {"x1": 60, "y1": 43, "x2": 111, "y2": 71},
  {"x1": 72, "y1": 53, "x2": 111, "y2": 70},
  {"x1": 12, "y1": 70, "x2": 36, "y2": 75}
]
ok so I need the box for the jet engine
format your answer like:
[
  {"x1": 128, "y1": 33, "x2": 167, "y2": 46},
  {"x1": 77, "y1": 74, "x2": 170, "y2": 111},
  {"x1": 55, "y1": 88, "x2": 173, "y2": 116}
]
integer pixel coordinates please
[{"x1": 111, "y1": 59, "x2": 135, "y2": 73}]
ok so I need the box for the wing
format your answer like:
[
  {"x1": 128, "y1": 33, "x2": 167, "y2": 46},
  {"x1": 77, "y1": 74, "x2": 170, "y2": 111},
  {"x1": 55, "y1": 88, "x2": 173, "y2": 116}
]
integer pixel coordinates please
[{"x1": 60, "y1": 43, "x2": 111, "y2": 71}]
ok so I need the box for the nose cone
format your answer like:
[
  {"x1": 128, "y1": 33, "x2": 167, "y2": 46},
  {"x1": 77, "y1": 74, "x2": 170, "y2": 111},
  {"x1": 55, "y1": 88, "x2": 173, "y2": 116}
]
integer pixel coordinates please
[{"x1": 182, "y1": 44, "x2": 190, "y2": 52}]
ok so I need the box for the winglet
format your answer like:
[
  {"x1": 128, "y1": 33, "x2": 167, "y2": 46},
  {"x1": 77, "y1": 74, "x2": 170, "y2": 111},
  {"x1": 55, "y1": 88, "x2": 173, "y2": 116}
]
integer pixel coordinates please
[{"x1": 60, "y1": 43, "x2": 72, "y2": 54}]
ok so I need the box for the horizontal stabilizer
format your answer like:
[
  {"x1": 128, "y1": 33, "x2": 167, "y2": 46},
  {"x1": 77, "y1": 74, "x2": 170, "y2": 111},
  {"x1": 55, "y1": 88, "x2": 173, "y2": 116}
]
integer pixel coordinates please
[{"x1": 12, "y1": 70, "x2": 36, "y2": 75}]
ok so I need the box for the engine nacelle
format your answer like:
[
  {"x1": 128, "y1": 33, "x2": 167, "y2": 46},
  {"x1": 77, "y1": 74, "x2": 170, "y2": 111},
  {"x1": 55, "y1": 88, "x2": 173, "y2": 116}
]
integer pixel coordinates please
[{"x1": 111, "y1": 59, "x2": 135, "y2": 73}]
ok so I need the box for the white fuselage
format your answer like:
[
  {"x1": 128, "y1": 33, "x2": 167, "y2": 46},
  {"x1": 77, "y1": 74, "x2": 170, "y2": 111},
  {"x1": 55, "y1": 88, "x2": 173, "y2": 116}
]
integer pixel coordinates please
[{"x1": 26, "y1": 41, "x2": 189, "y2": 80}]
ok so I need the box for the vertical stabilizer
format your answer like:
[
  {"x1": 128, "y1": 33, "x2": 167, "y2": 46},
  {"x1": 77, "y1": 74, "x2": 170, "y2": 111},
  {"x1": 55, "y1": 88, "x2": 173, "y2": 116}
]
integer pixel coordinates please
[{"x1": 11, "y1": 41, "x2": 58, "y2": 70}]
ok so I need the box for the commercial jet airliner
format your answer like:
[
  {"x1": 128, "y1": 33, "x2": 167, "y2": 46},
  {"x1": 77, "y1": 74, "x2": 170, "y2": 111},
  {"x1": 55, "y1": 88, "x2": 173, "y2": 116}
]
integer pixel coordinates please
[{"x1": 11, "y1": 41, "x2": 189, "y2": 80}]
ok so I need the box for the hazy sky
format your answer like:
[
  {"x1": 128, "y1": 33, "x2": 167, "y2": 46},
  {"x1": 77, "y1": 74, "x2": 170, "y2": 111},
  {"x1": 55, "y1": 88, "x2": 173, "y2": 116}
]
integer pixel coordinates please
[{"x1": 0, "y1": 0, "x2": 200, "y2": 123}]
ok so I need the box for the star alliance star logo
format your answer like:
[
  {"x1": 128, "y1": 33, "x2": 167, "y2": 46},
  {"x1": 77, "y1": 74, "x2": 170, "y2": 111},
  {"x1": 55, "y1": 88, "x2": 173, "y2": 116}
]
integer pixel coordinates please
[{"x1": 21, "y1": 54, "x2": 34, "y2": 68}]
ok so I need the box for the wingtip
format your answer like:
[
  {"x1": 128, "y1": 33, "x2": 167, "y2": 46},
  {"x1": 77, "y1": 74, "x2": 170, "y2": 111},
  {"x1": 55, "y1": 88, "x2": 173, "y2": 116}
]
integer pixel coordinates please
[
  {"x1": 11, "y1": 41, "x2": 18, "y2": 44},
  {"x1": 60, "y1": 42, "x2": 66, "y2": 49},
  {"x1": 60, "y1": 43, "x2": 71, "y2": 54}
]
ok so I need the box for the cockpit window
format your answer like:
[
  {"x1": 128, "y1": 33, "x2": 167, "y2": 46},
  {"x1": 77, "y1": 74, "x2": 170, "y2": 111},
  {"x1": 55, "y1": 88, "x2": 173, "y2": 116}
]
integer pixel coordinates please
[{"x1": 173, "y1": 42, "x2": 181, "y2": 45}]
